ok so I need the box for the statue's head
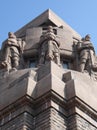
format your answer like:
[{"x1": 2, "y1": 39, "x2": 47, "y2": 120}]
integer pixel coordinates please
[
  {"x1": 85, "y1": 34, "x2": 91, "y2": 41},
  {"x1": 8, "y1": 32, "x2": 16, "y2": 38},
  {"x1": 47, "y1": 26, "x2": 53, "y2": 33}
]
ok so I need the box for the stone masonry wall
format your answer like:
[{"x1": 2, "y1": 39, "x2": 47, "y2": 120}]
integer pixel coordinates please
[
  {"x1": 0, "y1": 106, "x2": 67, "y2": 130},
  {"x1": 34, "y1": 108, "x2": 51, "y2": 130},
  {"x1": 0, "y1": 112, "x2": 34, "y2": 130},
  {"x1": 76, "y1": 114, "x2": 97, "y2": 130},
  {"x1": 50, "y1": 108, "x2": 67, "y2": 130},
  {"x1": 67, "y1": 114, "x2": 97, "y2": 130}
]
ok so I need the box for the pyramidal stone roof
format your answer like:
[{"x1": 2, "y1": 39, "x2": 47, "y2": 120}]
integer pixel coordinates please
[{"x1": 15, "y1": 9, "x2": 81, "y2": 39}]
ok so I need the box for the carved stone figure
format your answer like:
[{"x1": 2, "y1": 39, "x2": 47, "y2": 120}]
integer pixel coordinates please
[
  {"x1": 39, "y1": 26, "x2": 60, "y2": 66},
  {"x1": 1, "y1": 32, "x2": 24, "y2": 71},
  {"x1": 77, "y1": 34, "x2": 95, "y2": 73}
]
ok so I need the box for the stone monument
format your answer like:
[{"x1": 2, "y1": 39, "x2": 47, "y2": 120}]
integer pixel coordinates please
[
  {"x1": 39, "y1": 25, "x2": 60, "y2": 66},
  {"x1": 0, "y1": 9, "x2": 97, "y2": 130}
]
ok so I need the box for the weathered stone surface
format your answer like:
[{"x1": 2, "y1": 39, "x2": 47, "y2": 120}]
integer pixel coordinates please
[
  {"x1": 35, "y1": 73, "x2": 65, "y2": 98},
  {"x1": 25, "y1": 27, "x2": 42, "y2": 50},
  {"x1": 37, "y1": 61, "x2": 65, "y2": 81},
  {"x1": 65, "y1": 71, "x2": 97, "y2": 111},
  {"x1": 0, "y1": 69, "x2": 37, "y2": 110}
]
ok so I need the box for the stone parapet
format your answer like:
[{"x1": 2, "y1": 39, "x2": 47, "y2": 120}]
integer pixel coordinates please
[{"x1": 0, "y1": 61, "x2": 97, "y2": 129}]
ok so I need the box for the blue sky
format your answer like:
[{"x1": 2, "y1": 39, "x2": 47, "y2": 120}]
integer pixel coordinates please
[{"x1": 0, "y1": 0, "x2": 97, "y2": 52}]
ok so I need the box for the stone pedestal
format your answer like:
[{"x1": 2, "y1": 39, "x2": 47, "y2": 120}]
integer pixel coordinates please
[{"x1": 0, "y1": 61, "x2": 97, "y2": 130}]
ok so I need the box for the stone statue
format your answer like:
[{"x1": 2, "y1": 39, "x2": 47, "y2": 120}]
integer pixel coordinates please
[
  {"x1": 39, "y1": 26, "x2": 60, "y2": 66},
  {"x1": 77, "y1": 34, "x2": 95, "y2": 73},
  {"x1": 1, "y1": 32, "x2": 24, "y2": 71}
]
